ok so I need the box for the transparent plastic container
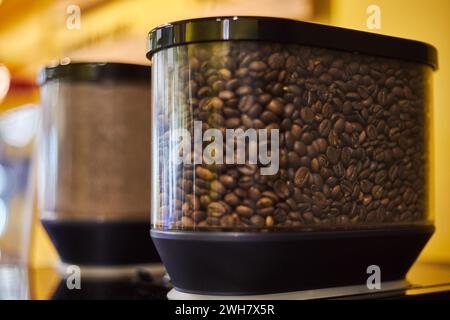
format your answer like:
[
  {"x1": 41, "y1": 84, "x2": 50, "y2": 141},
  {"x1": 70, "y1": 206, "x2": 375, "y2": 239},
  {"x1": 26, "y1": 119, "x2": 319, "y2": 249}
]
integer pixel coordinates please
[
  {"x1": 152, "y1": 42, "x2": 433, "y2": 231},
  {"x1": 38, "y1": 62, "x2": 160, "y2": 272},
  {"x1": 147, "y1": 17, "x2": 438, "y2": 295}
]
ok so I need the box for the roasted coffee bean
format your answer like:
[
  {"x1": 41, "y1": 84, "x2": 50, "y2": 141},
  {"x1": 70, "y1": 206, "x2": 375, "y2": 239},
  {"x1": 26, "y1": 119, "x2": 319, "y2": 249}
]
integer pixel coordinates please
[
  {"x1": 274, "y1": 180, "x2": 290, "y2": 199},
  {"x1": 219, "y1": 174, "x2": 236, "y2": 188},
  {"x1": 210, "y1": 180, "x2": 226, "y2": 194},
  {"x1": 294, "y1": 167, "x2": 311, "y2": 187},
  {"x1": 300, "y1": 107, "x2": 315, "y2": 123},
  {"x1": 326, "y1": 146, "x2": 340, "y2": 165},
  {"x1": 267, "y1": 98, "x2": 284, "y2": 116},
  {"x1": 372, "y1": 185, "x2": 384, "y2": 199},
  {"x1": 224, "y1": 193, "x2": 239, "y2": 207},
  {"x1": 238, "y1": 164, "x2": 257, "y2": 175},
  {"x1": 250, "y1": 215, "x2": 265, "y2": 227},
  {"x1": 196, "y1": 166, "x2": 215, "y2": 181},
  {"x1": 313, "y1": 138, "x2": 328, "y2": 154},
  {"x1": 319, "y1": 119, "x2": 332, "y2": 136},
  {"x1": 331, "y1": 185, "x2": 343, "y2": 200},
  {"x1": 311, "y1": 158, "x2": 320, "y2": 173},
  {"x1": 341, "y1": 147, "x2": 352, "y2": 165},
  {"x1": 334, "y1": 118, "x2": 346, "y2": 133},
  {"x1": 207, "y1": 202, "x2": 228, "y2": 217},
  {"x1": 268, "y1": 52, "x2": 285, "y2": 69},
  {"x1": 257, "y1": 197, "x2": 275, "y2": 209},
  {"x1": 236, "y1": 205, "x2": 254, "y2": 218},
  {"x1": 360, "y1": 179, "x2": 373, "y2": 193},
  {"x1": 291, "y1": 124, "x2": 303, "y2": 139},
  {"x1": 374, "y1": 170, "x2": 388, "y2": 185},
  {"x1": 247, "y1": 186, "x2": 261, "y2": 200},
  {"x1": 249, "y1": 61, "x2": 267, "y2": 72},
  {"x1": 366, "y1": 124, "x2": 378, "y2": 140},
  {"x1": 287, "y1": 151, "x2": 301, "y2": 168},
  {"x1": 160, "y1": 41, "x2": 428, "y2": 230},
  {"x1": 346, "y1": 164, "x2": 358, "y2": 182},
  {"x1": 265, "y1": 216, "x2": 274, "y2": 227}
]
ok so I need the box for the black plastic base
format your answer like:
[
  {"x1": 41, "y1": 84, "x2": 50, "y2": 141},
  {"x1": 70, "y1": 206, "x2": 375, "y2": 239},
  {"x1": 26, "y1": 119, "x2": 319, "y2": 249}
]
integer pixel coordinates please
[
  {"x1": 151, "y1": 225, "x2": 434, "y2": 295},
  {"x1": 43, "y1": 220, "x2": 161, "y2": 266}
]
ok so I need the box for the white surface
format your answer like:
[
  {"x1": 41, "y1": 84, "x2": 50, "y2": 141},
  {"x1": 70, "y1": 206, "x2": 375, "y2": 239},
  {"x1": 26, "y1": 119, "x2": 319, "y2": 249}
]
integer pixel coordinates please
[{"x1": 168, "y1": 280, "x2": 410, "y2": 300}]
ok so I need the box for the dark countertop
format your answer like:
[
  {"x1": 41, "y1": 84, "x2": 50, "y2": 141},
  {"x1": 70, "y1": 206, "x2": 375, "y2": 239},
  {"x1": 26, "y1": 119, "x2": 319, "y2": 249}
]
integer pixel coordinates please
[{"x1": 1, "y1": 261, "x2": 449, "y2": 300}]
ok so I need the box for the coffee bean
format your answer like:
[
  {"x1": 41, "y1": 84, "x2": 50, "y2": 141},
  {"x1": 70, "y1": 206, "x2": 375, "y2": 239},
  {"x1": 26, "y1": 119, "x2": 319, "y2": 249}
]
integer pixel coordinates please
[
  {"x1": 207, "y1": 202, "x2": 228, "y2": 217},
  {"x1": 319, "y1": 119, "x2": 332, "y2": 136},
  {"x1": 257, "y1": 197, "x2": 275, "y2": 208},
  {"x1": 311, "y1": 158, "x2": 320, "y2": 173},
  {"x1": 236, "y1": 85, "x2": 252, "y2": 96},
  {"x1": 159, "y1": 41, "x2": 428, "y2": 230},
  {"x1": 313, "y1": 138, "x2": 328, "y2": 153},
  {"x1": 366, "y1": 124, "x2": 377, "y2": 140},
  {"x1": 238, "y1": 164, "x2": 257, "y2": 175},
  {"x1": 346, "y1": 164, "x2": 358, "y2": 182},
  {"x1": 331, "y1": 185, "x2": 343, "y2": 200},
  {"x1": 274, "y1": 180, "x2": 290, "y2": 199},
  {"x1": 360, "y1": 179, "x2": 373, "y2": 193},
  {"x1": 392, "y1": 147, "x2": 405, "y2": 159},
  {"x1": 341, "y1": 147, "x2": 352, "y2": 165},
  {"x1": 249, "y1": 61, "x2": 267, "y2": 72},
  {"x1": 372, "y1": 185, "x2": 384, "y2": 199},
  {"x1": 224, "y1": 117, "x2": 239, "y2": 128},
  {"x1": 291, "y1": 124, "x2": 302, "y2": 139},
  {"x1": 248, "y1": 186, "x2": 261, "y2": 200},
  {"x1": 218, "y1": 90, "x2": 235, "y2": 100},
  {"x1": 238, "y1": 175, "x2": 253, "y2": 189},
  {"x1": 265, "y1": 216, "x2": 274, "y2": 227},
  {"x1": 210, "y1": 180, "x2": 226, "y2": 194},
  {"x1": 261, "y1": 191, "x2": 279, "y2": 203},
  {"x1": 294, "y1": 167, "x2": 311, "y2": 187},
  {"x1": 236, "y1": 205, "x2": 254, "y2": 218},
  {"x1": 250, "y1": 215, "x2": 265, "y2": 227},
  {"x1": 293, "y1": 141, "x2": 307, "y2": 156},
  {"x1": 224, "y1": 193, "x2": 239, "y2": 207},
  {"x1": 334, "y1": 118, "x2": 345, "y2": 133},
  {"x1": 300, "y1": 107, "x2": 314, "y2": 123},
  {"x1": 288, "y1": 151, "x2": 302, "y2": 168},
  {"x1": 268, "y1": 52, "x2": 285, "y2": 69},
  {"x1": 326, "y1": 146, "x2": 339, "y2": 164},
  {"x1": 196, "y1": 166, "x2": 215, "y2": 181},
  {"x1": 374, "y1": 170, "x2": 387, "y2": 185},
  {"x1": 267, "y1": 98, "x2": 284, "y2": 116},
  {"x1": 219, "y1": 175, "x2": 236, "y2": 188}
]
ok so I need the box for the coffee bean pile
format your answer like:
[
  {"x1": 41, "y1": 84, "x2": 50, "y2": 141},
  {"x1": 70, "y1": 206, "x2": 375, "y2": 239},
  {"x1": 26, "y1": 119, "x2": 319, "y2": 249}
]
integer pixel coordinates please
[{"x1": 155, "y1": 41, "x2": 430, "y2": 230}]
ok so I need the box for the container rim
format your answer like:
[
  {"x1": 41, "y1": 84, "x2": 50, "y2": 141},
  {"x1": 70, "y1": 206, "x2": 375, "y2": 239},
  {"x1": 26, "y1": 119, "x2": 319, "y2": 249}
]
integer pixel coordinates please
[
  {"x1": 151, "y1": 224, "x2": 435, "y2": 242},
  {"x1": 146, "y1": 16, "x2": 438, "y2": 70},
  {"x1": 37, "y1": 62, "x2": 151, "y2": 86}
]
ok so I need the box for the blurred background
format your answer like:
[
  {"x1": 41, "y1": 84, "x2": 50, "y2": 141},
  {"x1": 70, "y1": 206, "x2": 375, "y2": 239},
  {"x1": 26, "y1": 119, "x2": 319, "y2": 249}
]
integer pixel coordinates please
[{"x1": 0, "y1": 0, "x2": 448, "y2": 288}]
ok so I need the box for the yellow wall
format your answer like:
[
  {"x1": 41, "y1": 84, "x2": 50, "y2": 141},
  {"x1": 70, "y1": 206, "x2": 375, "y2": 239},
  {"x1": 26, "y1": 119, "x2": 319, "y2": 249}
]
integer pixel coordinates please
[{"x1": 330, "y1": 0, "x2": 450, "y2": 263}]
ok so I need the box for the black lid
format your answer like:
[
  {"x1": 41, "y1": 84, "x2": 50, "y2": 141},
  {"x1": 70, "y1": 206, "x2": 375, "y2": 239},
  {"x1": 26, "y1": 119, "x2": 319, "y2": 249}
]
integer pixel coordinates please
[
  {"x1": 147, "y1": 16, "x2": 438, "y2": 70},
  {"x1": 38, "y1": 62, "x2": 151, "y2": 85}
]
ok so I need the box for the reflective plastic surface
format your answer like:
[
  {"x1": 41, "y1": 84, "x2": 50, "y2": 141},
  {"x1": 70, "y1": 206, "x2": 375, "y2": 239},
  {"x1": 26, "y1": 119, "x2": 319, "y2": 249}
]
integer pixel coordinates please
[
  {"x1": 151, "y1": 41, "x2": 433, "y2": 231},
  {"x1": 39, "y1": 76, "x2": 151, "y2": 222}
]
